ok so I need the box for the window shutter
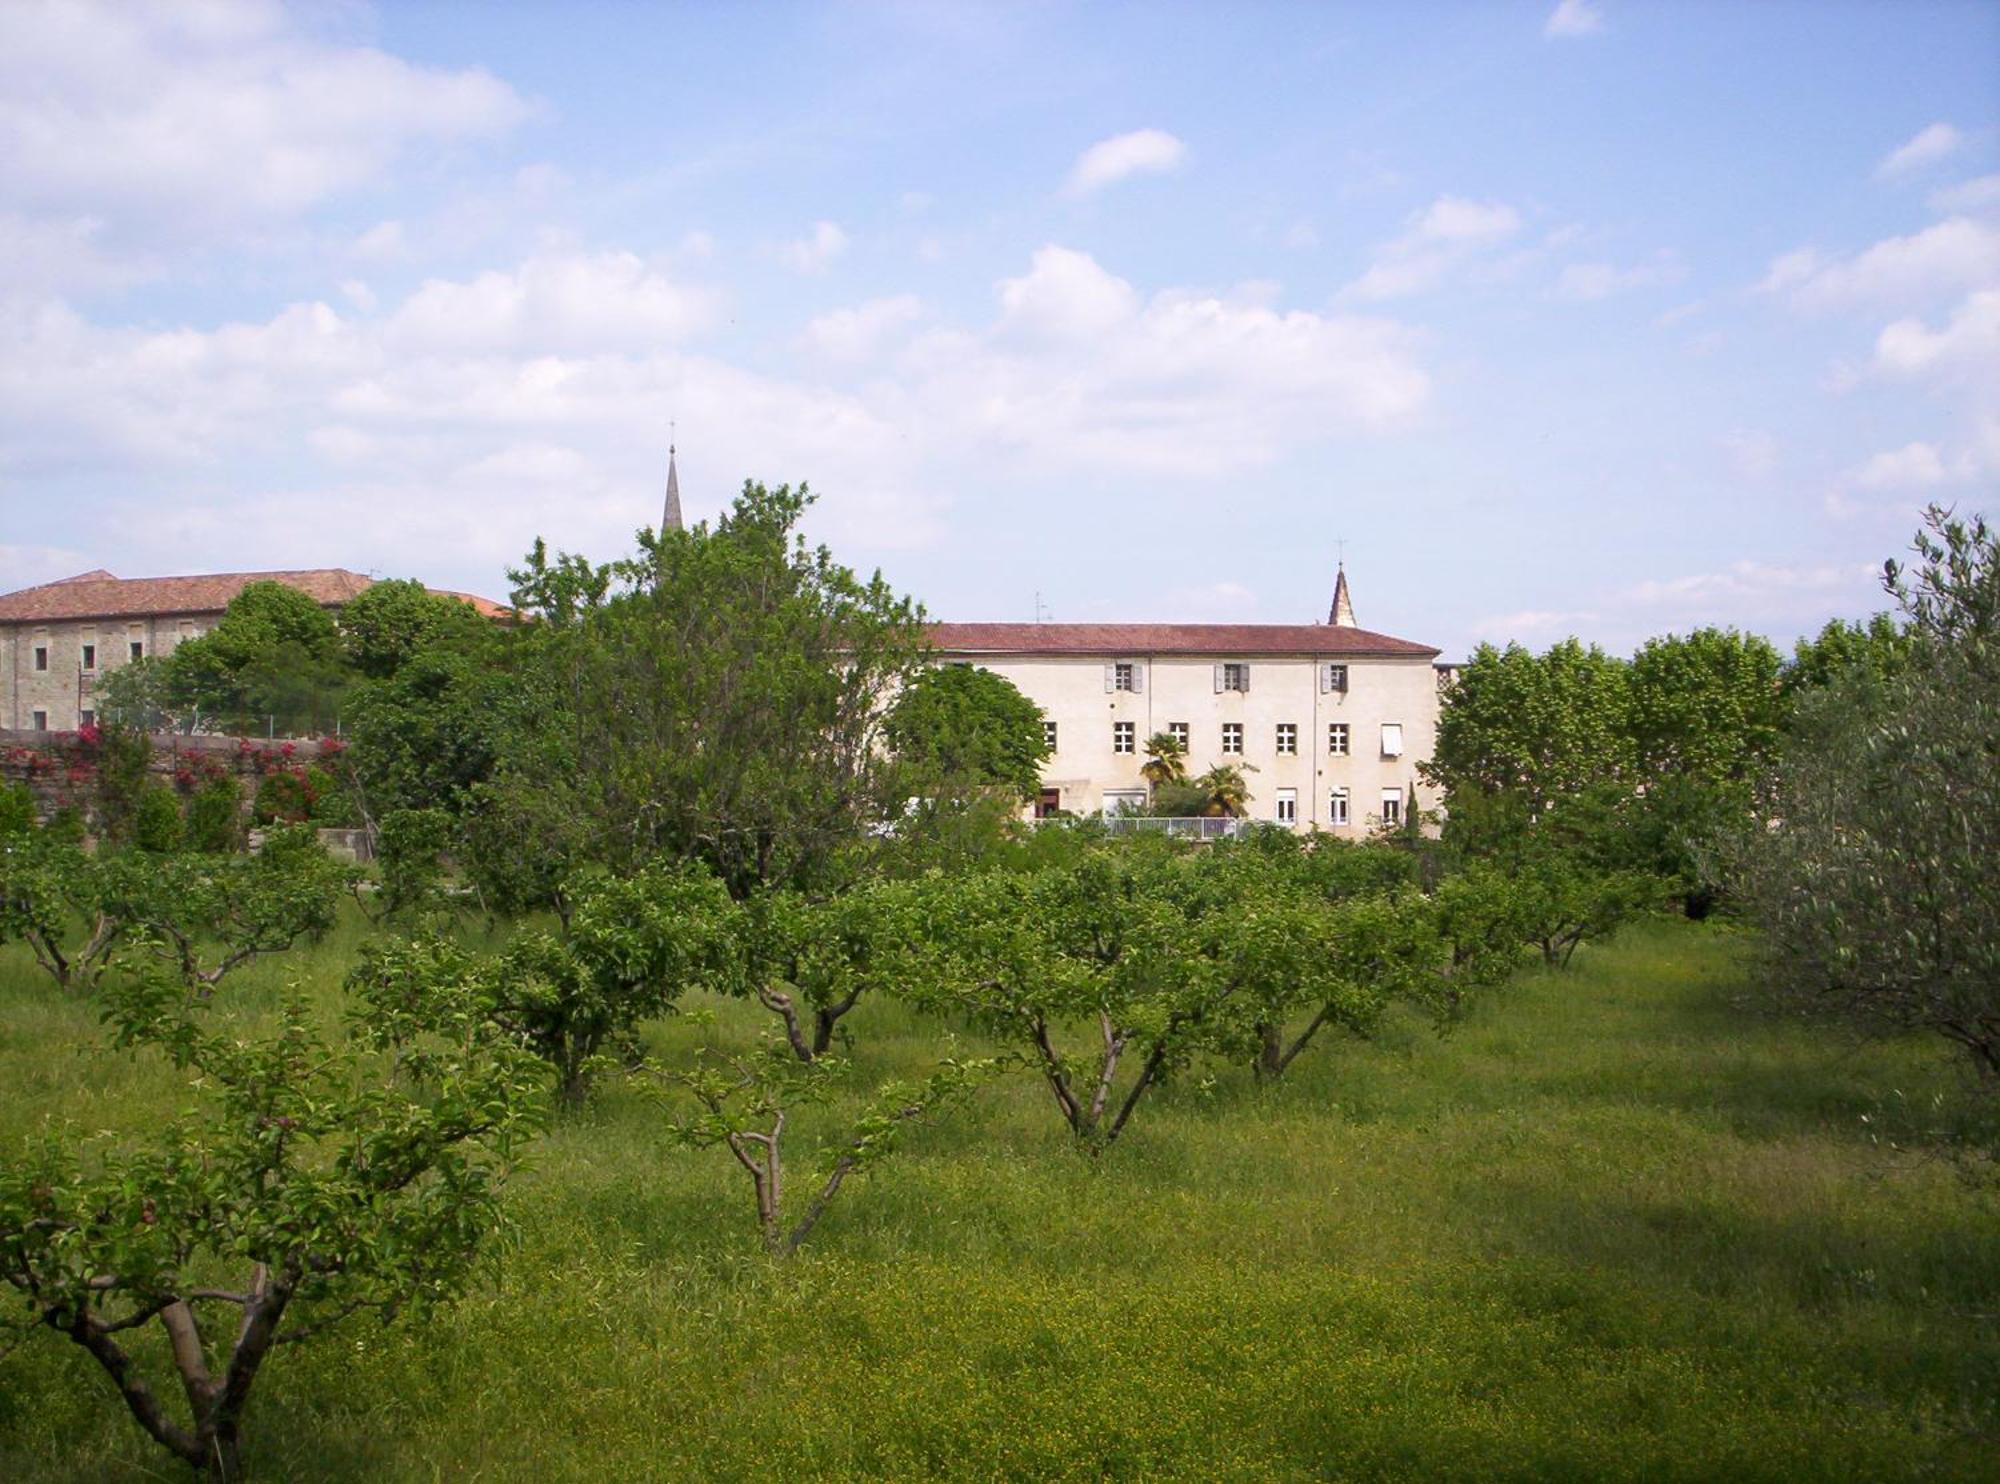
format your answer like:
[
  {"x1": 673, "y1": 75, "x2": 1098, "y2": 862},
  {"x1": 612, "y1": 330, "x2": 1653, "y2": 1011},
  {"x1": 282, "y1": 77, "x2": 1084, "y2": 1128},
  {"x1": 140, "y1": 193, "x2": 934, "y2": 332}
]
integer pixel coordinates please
[
  {"x1": 1131, "y1": 663, "x2": 1144, "y2": 694},
  {"x1": 1319, "y1": 663, "x2": 1330, "y2": 694},
  {"x1": 1104, "y1": 664, "x2": 1116, "y2": 693},
  {"x1": 1213, "y1": 663, "x2": 1224, "y2": 693}
]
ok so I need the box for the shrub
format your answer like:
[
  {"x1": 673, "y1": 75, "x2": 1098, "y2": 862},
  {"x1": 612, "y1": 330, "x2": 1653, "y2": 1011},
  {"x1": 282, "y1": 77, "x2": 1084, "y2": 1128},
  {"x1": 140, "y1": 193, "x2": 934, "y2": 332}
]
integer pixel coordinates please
[
  {"x1": 0, "y1": 780, "x2": 36, "y2": 836},
  {"x1": 252, "y1": 769, "x2": 312, "y2": 825},
  {"x1": 132, "y1": 785, "x2": 185, "y2": 854},
  {"x1": 183, "y1": 777, "x2": 243, "y2": 854}
]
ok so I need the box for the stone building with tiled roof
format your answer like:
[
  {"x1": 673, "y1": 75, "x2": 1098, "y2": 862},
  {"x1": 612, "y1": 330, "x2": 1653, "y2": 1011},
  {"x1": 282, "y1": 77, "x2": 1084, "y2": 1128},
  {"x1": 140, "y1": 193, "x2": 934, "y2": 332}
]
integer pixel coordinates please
[
  {"x1": 927, "y1": 566, "x2": 1442, "y2": 833},
  {"x1": 0, "y1": 568, "x2": 508, "y2": 733}
]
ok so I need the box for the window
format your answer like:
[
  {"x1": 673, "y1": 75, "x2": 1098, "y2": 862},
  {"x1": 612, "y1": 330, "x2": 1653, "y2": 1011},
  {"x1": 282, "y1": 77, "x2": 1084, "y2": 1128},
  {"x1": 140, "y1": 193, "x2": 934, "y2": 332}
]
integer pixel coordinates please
[
  {"x1": 31, "y1": 710, "x2": 48, "y2": 731},
  {"x1": 79, "y1": 710, "x2": 95, "y2": 729},
  {"x1": 1322, "y1": 663, "x2": 1349, "y2": 693},
  {"x1": 1105, "y1": 660, "x2": 1143, "y2": 693},
  {"x1": 1380, "y1": 788, "x2": 1403, "y2": 827},
  {"x1": 130, "y1": 640, "x2": 145, "y2": 661},
  {"x1": 1381, "y1": 723, "x2": 1404, "y2": 758},
  {"x1": 1113, "y1": 721, "x2": 1136, "y2": 754},
  {"x1": 1329, "y1": 789, "x2": 1349, "y2": 827},
  {"x1": 80, "y1": 643, "x2": 96, "y2": 672},
  {"x1": 1036, "y1": 787, "x2": 1062, "y2": 819},
  {"x1": 1275, "y1": 723, "x2": 1297, "y2": 755},
  {"x1": 1043, "y1": 720, "x2": 1058, "y2": 753},
  {"x1": 1217, "y1": 662, "x2": 1250, "y2": 693},
  {"x1": 1222, "y1": 722, "x2": 1243, "y2": 754},
  {"x1": 1328, "y1": 722, "x2": 1350, "y2": 756},
  {"x1": 33, "y1": 645, "x2": 48, "y2": 672},
  {"x1": 1168, "y1": 721, "x2": 1189, "y2": 750},
  {"x1": 1276, "y1": 788, "x2": 1297, "y2": 825}
]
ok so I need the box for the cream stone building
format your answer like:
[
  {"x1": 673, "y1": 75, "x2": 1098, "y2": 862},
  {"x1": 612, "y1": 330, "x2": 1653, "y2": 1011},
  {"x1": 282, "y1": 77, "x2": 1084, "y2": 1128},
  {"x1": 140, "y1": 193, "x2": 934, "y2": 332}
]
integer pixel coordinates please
[
  {"x1": 930, "y1": 571, "x2": 1443, "y2": 833},
  {"x1": 0, "y1": 568, "x2": 504, "y2": 733}
]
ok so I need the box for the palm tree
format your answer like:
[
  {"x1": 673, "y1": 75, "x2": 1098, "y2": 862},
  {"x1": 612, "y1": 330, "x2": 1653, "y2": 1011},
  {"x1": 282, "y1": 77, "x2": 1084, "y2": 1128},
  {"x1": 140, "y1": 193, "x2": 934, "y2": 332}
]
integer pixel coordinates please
[
  {"x1": 1140, "y1": 731, "x2": 1188, "y2": 791},
  {"x1": 1193, "y1": 762, "x2": 1256, "y2": 817}
]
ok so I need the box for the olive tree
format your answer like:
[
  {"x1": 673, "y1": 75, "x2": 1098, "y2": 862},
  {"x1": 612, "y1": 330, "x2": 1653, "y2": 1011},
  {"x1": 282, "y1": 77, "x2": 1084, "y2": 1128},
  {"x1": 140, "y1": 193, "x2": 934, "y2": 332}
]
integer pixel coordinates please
[
  {"x1": 1724, "y1": 507, "x2": 2000, "y2": 1081},
  {"x1": 0, "y1": 957, "x2": 545, "y2": 1479}
]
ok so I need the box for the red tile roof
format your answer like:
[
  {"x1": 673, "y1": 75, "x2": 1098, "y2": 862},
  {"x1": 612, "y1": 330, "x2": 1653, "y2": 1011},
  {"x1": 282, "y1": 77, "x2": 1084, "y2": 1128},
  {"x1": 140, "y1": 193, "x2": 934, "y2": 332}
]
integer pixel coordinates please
[
  {"x1": 0, "y1": 569, "x2": 509, "y2": 624},
  {"x1": 928, "y1": 622, "x2": 1439, "y2": 658}
]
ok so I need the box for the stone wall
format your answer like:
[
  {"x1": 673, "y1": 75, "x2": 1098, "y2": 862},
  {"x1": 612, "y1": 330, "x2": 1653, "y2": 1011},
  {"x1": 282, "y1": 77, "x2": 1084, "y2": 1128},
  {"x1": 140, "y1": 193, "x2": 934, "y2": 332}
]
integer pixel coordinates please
[{"x1": 0, "y1": 728, "x2": 339, "y2": 830}]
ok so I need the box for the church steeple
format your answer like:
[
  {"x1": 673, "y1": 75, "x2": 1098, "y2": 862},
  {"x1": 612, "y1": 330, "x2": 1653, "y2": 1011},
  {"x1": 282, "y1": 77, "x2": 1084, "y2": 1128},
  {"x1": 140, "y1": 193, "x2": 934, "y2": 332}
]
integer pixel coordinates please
[
  {"x1": 1328, "y1": 562, "x2": 1356, "y2": 627},
  {"x1": 662, "y1": 440, "x2": 683, "y2": 533}
]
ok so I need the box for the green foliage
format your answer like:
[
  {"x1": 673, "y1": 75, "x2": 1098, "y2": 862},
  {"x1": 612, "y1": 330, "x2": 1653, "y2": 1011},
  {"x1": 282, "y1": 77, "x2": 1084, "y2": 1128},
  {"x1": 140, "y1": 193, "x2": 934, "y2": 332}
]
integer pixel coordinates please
[
  {"x1": 182, "y1": 777, "x2": 243, "y2": 855},
  {"x1": 1725, "y1": 506, "x2": 2000, "y2": 1083},
  {"x1": 0, "y1": 954, "x2": 545, "y2": 1478},
  {"x1": 1425, "y1": 638, "x2": 1633, "y2": 811},
  {"x1": 371, "y1": 808, "x2": 458, "y2": 924},
  {"x1": 338, "y1": 578, "x2": 491, "y2": 680},
  {"x1": 90, "y1": 723, "x2": 152, "y2": 846},
  {"x1": 1139, "y1": 730, "x2": 1188, "y2": 791},
  {"x1": 92, "y1": 655, "x2": 176, "y2": 733},
  {"x1": 343, "y1": 649, "x2": 515, "y2": 824},
  {"x1": 130, "y1": 825, "x2": 352, "y2": 990},
  {"x1": 0, "y1": 781, "x2": 35, "y2": 837},
  {"x1": 131, "y1": 785, "x2": 184, "y2": 855},
  {"x1": 355, "y1": 863, "x2": 737, "y2": 1105},
  {"x1": 0, "y1": 833, "x2": 123, "y2": 992},
  {"x1": 656, "y1": 1040, "x2": 1003, "y2": 1254},
  {"x1": 252, "y1": 769, "x2": 312, "y2": 825},
  {"x1": 885, "y1": 663, "x2": 1047, "y2": 800},
  {"x1": 1627, "y1": 628, "x2": 1784, "y2": 785},
  {"x1": 737, "y1": 879, "x2": 930, "y2": 1060},
  {"x1": 488, "y1": 481, "x2": 931, "y2": 899},
  {"x1": 162, "y1": 581, "x2": 348, "y2": 736},
  {"x1": 1780, "y1": 612, "x2": 1909, "y2": 702}
]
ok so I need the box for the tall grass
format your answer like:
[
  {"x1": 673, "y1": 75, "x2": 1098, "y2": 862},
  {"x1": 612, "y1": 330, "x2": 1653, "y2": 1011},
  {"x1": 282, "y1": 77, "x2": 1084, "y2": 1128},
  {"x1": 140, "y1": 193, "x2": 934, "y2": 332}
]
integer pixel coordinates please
[{"x1": 1, "y1": 918, "x2": 1994, "y2": 1480}]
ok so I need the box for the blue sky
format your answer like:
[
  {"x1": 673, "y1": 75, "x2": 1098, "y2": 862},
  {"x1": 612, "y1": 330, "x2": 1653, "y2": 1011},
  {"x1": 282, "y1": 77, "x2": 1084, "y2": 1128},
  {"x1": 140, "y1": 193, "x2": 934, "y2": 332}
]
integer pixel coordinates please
[{"x1": 1, "y1": 0, "x2": 1995, "y2": 657}]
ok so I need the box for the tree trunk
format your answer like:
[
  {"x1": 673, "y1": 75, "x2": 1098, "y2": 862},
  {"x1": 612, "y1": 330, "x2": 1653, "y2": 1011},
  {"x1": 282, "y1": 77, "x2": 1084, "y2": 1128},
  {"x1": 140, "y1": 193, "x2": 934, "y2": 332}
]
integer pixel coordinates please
[{"x1": 1255, "y1": 1022, "x2": 1284, "y2": 1079}]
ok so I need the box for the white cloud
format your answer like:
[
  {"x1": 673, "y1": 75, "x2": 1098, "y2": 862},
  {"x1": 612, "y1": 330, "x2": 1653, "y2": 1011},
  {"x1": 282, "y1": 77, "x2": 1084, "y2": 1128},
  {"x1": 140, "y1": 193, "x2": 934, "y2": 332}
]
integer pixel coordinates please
[
  {"x1": 779, "y1": 220, "x2": 849, "y2": 274},
  {"x1": 1554, "y1": 254, "x2": 1684, "y2": 300},
  {"x1": 1544, "y1": 0, "x2": 1605, "y2": 39},
  {"x1": 385, "y1": 251, "x2": 716, "y2": 354},
  {"x1": 801, "y1": 296, "x2": 923, "y2": 362},
  {"x1": 1848, "y1": 441, "x2": 1961, "y2": 490},
  {"x1": 1873, "y1": 288, "x2": 2000, "y2": 378},
  {"x1": 1282, "y1": 220, "x2": 1320, "y2": 250},
  {"x1": 0, "y1": 243, "x2": 1435, "y2": 580},
  {"x1": 1876, "y1": 122, "x2": 1963, "y2": 181},
  {"x1": 1064, "y1": 129, "x2": 1186, "y2": 197},
  {"x1": 1342, "y1": 195, "x2": 1522, "y2": 301},
  {"x1": 0, "y1": 0, "x2": 525, "y2": 239},
  {"x1": 1763, "y1": 218, "x2": 2000, "y2": 311},
  {"x1": 1929, "y1": 173, "x2": 2000, "y2": 216}
]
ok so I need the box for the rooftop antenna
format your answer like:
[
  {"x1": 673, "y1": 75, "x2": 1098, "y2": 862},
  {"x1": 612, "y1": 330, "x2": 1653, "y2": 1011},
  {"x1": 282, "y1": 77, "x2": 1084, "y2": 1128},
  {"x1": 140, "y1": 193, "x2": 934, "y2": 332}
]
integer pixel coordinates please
[{"x1": 1034, "y1": 590, "x2": 1053, "y2": 623}]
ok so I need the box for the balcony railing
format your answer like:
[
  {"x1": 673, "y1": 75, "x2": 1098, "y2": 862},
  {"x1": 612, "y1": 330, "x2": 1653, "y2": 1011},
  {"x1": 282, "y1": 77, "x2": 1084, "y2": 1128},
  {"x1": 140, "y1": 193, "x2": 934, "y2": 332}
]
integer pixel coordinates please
[{"x1": 1094, "y1": 815, "x2": 1266, "y2": 840}]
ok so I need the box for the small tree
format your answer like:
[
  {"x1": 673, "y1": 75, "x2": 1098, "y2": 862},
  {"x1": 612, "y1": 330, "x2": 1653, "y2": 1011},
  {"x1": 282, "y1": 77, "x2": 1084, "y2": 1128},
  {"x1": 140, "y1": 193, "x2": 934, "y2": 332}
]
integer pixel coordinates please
[
  {"x1": 0, "y1": 833, "x2": 124, "y2": 992},
  {"x1": 657, "y1": 1041, "x2": 1000, "y2": 1255},
  {"x1": 0, "y1": 958, "x2": 545, "y2": 1479},
  {"x1": 464, "y1": 863, "x2": 734, "y2": 1105},
  {"x1": 163, "y1": 581, "x2": 350, "y2": 736},
  {"x1": 126, "y1": 826, "x2": 351, "y2": 992},
  {"x1": 917, "y1": 846, "x2": 1233, "y2": 1151},
  {"x1": 737, "y1": 881, "x2": 928, "y2": 1062}
]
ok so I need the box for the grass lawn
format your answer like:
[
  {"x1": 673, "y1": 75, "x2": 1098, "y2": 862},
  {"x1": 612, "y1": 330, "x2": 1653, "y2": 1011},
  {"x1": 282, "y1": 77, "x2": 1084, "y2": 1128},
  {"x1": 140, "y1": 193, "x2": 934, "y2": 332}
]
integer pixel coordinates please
[{"x1": 1, "y1": 916, "x2": 1995, "y2": 1480}]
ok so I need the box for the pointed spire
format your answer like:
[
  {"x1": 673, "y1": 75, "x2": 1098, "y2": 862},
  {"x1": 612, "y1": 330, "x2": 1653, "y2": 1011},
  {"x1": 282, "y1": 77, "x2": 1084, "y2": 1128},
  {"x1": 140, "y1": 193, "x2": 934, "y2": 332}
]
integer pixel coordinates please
[
  {"x1": 1328, "y1": 562, "x2": 1356, "y2": 627},
  {"x1": 662, "y1": 439, "x2": 683, "y2": 533}
]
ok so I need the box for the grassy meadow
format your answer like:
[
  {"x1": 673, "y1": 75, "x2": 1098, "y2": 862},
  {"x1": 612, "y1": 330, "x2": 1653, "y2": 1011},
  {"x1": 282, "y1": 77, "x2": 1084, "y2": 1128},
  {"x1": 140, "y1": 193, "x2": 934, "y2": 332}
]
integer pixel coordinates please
[{"x1": 1, "y1": 914, "x2": 1996, "y2": 1480}]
